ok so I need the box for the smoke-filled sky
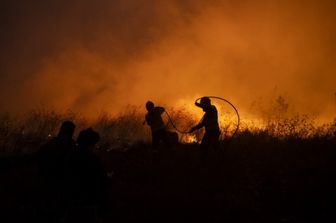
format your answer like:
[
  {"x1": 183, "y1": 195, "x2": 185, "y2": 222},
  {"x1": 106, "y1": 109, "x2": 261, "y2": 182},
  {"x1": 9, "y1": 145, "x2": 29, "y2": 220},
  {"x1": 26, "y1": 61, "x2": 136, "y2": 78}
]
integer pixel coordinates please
[{"x1": 1, "y1": 0, "x2": 336, "y2": 121}]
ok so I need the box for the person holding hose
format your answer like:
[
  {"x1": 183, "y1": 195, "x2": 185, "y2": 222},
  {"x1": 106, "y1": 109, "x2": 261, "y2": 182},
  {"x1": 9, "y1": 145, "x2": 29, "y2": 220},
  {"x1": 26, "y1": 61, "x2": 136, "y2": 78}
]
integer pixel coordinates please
[
  {"x1": 144, "y1": 101, "x2": 168, "y2": 148},
  {"x1": 189, "y1": 97, "x2": 220, "y2": 149}
]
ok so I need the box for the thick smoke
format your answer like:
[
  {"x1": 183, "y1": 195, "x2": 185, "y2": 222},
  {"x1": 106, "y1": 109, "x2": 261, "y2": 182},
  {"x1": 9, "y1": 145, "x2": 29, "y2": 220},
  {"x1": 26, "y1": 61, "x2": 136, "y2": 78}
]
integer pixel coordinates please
[{"x1": 1, "y1": 0, "x2": 335, "y2": 121}]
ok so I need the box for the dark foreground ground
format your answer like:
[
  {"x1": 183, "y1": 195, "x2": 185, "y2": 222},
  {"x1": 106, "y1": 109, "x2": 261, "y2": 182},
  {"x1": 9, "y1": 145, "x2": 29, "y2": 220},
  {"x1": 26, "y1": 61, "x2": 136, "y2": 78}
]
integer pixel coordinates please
[{"x1": 1, "y1": 137, "x2": 336, "y2": 223}]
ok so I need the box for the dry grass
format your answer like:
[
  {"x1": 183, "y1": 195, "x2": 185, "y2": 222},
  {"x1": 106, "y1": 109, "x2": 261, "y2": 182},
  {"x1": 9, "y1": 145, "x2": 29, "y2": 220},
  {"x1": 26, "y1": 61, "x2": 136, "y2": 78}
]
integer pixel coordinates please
[{"x1": 0, "y1": 104, "x2": 335, "y2": 156}]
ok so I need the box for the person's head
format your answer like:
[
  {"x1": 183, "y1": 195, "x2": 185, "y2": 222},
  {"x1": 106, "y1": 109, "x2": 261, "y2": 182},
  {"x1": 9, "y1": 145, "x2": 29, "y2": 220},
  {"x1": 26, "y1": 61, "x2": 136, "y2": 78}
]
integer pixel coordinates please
[
  {"x1": 58, "y1": 121, "x2": 75, "y2": 139},
  {"x1": 77, "y1": 128, "x2": 100, "y2": 150},
  {"x1": 146, "y1": 101, "x2": 155, "y2": 111},
  {"x1": 200, "y1": 97, "x2": 211, "y2": 109}
]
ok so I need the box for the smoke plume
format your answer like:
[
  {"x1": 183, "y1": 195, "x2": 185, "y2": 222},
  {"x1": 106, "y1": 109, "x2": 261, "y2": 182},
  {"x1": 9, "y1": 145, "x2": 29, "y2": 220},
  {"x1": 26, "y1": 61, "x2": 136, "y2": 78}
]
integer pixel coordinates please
[{"x1": 1, "y1": 0, "x2": 335, "y2": 121}]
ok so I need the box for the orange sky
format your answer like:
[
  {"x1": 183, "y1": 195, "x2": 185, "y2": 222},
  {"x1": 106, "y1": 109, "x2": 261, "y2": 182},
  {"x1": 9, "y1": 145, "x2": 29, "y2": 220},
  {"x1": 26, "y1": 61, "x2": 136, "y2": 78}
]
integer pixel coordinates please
[{"x1": 1, "y1": 0, "x2": 335, "y2": 122}]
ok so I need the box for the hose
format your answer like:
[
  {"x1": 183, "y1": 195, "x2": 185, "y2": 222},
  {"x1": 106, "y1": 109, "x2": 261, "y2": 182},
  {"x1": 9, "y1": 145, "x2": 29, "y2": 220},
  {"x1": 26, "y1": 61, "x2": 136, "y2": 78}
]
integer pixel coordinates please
[{"x1": 164, "y1": 111, "x2": 190, "y2": 134}]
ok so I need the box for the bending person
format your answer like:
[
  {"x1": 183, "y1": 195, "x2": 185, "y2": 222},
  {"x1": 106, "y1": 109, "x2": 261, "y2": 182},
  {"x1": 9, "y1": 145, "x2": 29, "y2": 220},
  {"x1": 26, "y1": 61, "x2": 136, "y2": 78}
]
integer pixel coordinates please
[{"x1": 144, "y1": 101, "x2": 168, "y2": 148}]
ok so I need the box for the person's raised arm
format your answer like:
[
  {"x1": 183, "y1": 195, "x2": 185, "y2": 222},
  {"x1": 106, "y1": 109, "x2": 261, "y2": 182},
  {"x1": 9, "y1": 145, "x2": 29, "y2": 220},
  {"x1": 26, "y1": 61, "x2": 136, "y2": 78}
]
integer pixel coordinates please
[{"x1": 195, "y1": 101, "x2": 203, "y2": 108}]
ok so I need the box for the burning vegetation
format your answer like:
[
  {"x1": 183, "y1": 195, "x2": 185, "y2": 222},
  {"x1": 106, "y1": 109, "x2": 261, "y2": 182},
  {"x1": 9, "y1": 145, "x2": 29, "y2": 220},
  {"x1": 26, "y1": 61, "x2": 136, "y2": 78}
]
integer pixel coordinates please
[{"x1": 0, "y1": 95, "x2": 335, "y2": 156}]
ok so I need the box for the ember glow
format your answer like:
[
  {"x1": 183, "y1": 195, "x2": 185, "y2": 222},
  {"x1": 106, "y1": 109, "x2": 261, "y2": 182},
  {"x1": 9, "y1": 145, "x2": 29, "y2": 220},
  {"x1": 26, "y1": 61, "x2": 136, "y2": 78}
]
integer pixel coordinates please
[
  {"x1": 181, "y1": 135, "x2": 198, "y2": 144},
  {"x1": 1, "y1": 0, "x2": 335, "y2": 124}
]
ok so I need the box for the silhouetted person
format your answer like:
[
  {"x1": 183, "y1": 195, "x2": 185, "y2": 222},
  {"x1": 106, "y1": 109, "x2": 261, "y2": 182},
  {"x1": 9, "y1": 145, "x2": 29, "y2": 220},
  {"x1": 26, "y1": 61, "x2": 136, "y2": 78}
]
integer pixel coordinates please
[
  {"x1": 37, "y1": 120, "x2": 76, "y2": 221},
  {"x1": 144, "y1": 101, "x2": 168, "y2": 147},
  {"x1": 189, "y1": 97, "x2": 220, "y2": 149},
  {"x1": 38, "y1": 121, "x2": 76, "y2": 177},
  {"x1": 65, "y1": 128, "x2": 108, "y2": 222}
]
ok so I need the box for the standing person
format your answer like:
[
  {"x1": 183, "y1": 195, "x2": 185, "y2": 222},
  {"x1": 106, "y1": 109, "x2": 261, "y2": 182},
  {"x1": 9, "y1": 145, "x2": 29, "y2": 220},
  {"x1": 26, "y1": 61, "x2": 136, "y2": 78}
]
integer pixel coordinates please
[
  {"x1": 65, "y1": 128, "x2": 108, "y2": 222},
  {"x1": 38, "y1": 121, "x2": 76, "y2": 178},
  {"x1": 189, "y1": 97, "x2": 220, "y2": 149},
  {"x1": 144, "y1": 101, "x2": 168, "y2": 148},
  {"x1": 37, "y1": 120, "x2": 76, "y2": 222}
]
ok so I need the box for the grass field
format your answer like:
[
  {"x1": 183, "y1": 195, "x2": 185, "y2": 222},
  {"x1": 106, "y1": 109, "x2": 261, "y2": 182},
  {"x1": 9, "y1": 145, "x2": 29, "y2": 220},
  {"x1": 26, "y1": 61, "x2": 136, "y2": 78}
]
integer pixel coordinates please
[{"x1": 0, "y1": 109, "x2": 335, "y2": 222}]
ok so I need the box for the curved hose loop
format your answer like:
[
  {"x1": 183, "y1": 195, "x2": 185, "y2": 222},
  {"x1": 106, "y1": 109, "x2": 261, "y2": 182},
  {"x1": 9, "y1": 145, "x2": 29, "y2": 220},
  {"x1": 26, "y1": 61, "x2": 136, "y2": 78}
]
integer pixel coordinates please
[{"x1": 195, "y1": 96, "x2": 240, "y2": 140}]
